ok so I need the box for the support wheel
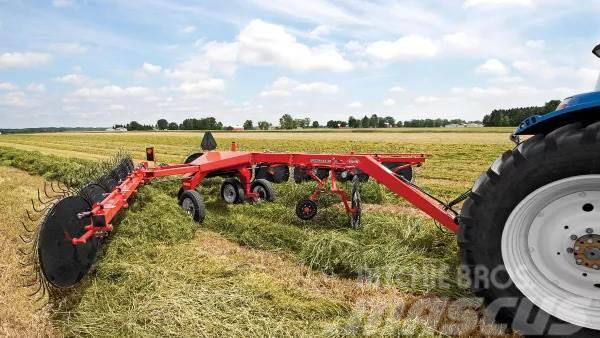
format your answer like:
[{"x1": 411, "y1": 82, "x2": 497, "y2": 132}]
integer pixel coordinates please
[
  {"x1": 296, "y1": 199, "x2": 318, "y2": 220},
  {"x1": 179, "y1": 190, "x2": 205, "y2": 223},
  {"x1": 251, "y1": 179, "x2": 275, "y2": 202},
  {"x1": 350, "y1": 178, "x2": 362, "y2": 228},
  {"x1": 459, "y1": 121, "x2": 600, "y2": 336},
  {"x1": 220, "y1": 178, "x2": 245, "y2": 204}
]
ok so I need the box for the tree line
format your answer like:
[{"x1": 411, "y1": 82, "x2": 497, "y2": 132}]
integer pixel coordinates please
[
  {"x1": 482, "y1": 100, "x2": 561, "y2": 126},
  {"x1": 114, "y1": 99, "x2": 563, "y2": 132}
]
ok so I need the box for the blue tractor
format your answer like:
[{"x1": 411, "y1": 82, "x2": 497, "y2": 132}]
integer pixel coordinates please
[{"x1": 459, "y1": 45, "x2": 600, "y2": 336}]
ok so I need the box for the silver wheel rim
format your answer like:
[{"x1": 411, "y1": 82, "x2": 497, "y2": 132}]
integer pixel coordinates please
[
  {"x1": 502, "y1": 175, "x2": 600, "y2": 330},
  {"x1": 181, "y1": 198, "x2": 195, "y2": 216},
  {"x1": 223, "y1": 183, "x2": 237, "y2": 203},
  {"x1": 253, "y1": 185, "x2": 266, "y2": 201}
]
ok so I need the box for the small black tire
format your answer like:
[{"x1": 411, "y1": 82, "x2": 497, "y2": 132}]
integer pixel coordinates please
[
  {"x1": 179, "y1": 190, "x2": 206, "y2": 223},
  {"x1": 251, "y1": 179, "x2": 275, "y2": 202},
  {"x1": 383, "y1": 162, "x2": 413, "y2": 182},
  {"x1": 220, "y1": 178, "x2": 245, "y2": 204},
  {"x1": 296, "y1": 199, "x2": 318, "y2": 220},
  {"x1": 255, "y1": 164, "x2": 290, "y2": 183},
  {"x1": 459, "y1": 121, "x2": 600, "y2": 336},
  {"x1": 184, "y1": 152, "x2": 203, "y2": 164}
]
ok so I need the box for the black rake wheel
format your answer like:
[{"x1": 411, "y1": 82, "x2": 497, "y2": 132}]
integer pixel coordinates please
[
  {"x1": 220, "y1": 178, "x2": 245, "y2": 204},
  {"x1": 184, "y1": 152, "x2": 203, "y2": 164},
  {"x1": 251, "y1": 179, "x2": 275, "y2": 202},
  {"x1": 296, "y1": 199, "x2": 318, "y2": 220},
  {"x1": 37, "y1": 195, "x2": 99, "y2": 288},
  {"x1": 179, "y1": 190, "x2": 206, "y2": 223},
  {"x1": 350, "y1": 178, "x2": 362, "y2": 228}
]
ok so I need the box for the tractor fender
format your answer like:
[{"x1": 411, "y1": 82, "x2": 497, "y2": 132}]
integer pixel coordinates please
[{"x1": 514, "y1": 91, "x2": 600, "y2": 135}]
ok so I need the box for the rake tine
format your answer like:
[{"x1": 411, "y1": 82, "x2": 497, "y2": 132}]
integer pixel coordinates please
[
  {"x1": 17, "y1": 247, "x2": 31, "y2": 256},
  {"x1": 31, "y1": 199, "x2": 43, "y2": 212},
  {"x1": 32, "y1": 281, "x2": 48, "y2": 302},
  {"x1": 26, "y1": 209, "x2": 42, "y2": 222},
  {"x1": 37, "y1": 189, "x2": 53, "y2": 206},
  {"x1": 19, "y1": 234, "x2": 33, "y2": 243},
  {"x1": 21, "y1": 220, "x2": 34, "y2": 233},
  {"x1": 28, "y1": 277, "x2": 43, "y2": 297}
]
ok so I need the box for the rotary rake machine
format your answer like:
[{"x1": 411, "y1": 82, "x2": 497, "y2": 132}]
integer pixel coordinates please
[{"x1": 22, "y1": 132, "x2": 459, "y2": 294}]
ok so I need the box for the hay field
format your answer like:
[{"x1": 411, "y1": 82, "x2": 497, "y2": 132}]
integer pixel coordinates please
[{"x1": 0, "y1": 130, "x2": 515, "y2": 337}]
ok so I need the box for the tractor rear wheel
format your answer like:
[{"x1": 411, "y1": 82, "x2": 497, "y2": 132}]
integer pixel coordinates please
[{"x1": 459, "y1": 122, "x2": 600, "y2": 336}]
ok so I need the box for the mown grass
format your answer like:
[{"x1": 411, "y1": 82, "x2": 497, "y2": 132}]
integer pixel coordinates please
[{"x1": 0, "y1": 130, "x2": 516, "y2": 336}]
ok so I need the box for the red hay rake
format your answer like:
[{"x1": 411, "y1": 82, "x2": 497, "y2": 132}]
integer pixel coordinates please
[{"x1": 24, "y1": 132, "x2": 459, "y2": 290}]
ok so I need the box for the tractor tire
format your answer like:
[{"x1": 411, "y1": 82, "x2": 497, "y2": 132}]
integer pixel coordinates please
[
  {"x1": 179, "y1": 190, "x2": 206, "y2": 223},
  {"x1": 459, "y1": 121, "x2": 600, "y2": 336},
  {"x1": 251, "y1": 179, "x2": 275, "y2": 202},
  {"x1": 220, "y1": 178, "x2": 245, "y2": 204}
]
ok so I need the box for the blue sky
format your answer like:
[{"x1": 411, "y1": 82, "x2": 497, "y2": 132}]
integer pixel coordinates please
[{"x1": 0, "y1": 0, "x2": 599, "y2": 128}]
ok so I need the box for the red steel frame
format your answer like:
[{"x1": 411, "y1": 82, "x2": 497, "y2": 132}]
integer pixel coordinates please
[{"x1": 71, "y1": 149, "x2": 458, "y2": 245}]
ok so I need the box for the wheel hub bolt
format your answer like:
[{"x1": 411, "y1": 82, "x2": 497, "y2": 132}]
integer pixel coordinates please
[
  {"x1": 594, "y1": 265, "x2": 600, "y2": 270},
  {"x1": 586, "y1": 228, "x2": 594, "y2": 234},
  {"x1": 576, "y1": 259, "x2": 583, "y2": 265},
  {"x1": 567, "y1": 247, "x2": 574, "y2": 254},
  {"x1": 570, "y1": 234, "x2": 578, "y2": 240}
]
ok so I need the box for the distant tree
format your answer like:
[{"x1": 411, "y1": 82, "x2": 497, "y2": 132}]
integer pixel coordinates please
[
  {"x1": 396, "y1": 121, "x2": 403, "y2": 127},
  {"x1": 361, "y1": 115, "x2": 370, "y2": 128},
  {"x1": 295, "y1": 117, "x2": 311, "y2": 128},
  {"x1": 279, "y1": 114, "x2": 296, "y2": 129},
  {"x1": 482, "y1": 100, "x2": 560, "y2": 126},
  {"x1": 377, "y1": 117, "x2": 386, "y2": 128},
  {"x1": 156, "y1": 119, "x2": 169, "y2": 130},
  {"x1": 258, "y1": 121, "x2": 271, "y2": 130},
  {"x1": 311, "y1": 121, "x2": 320, "y2": 128},
  {"x1": 167, "y1": 122, "x2": 178, "y2": 130},
  {"x1": 243, "y1": 120, "x2": 254, "y2": 130},
  {"x1": 340, "y1": 121, "x2": 348, "y2": 128},
  {"x1": 383, "y1": 116, "x2": 395, "y2": 127},
  {"x1": 369, "y1": 114, "x2": 379, "y2": 128},
  {"x1": 326, "y1": 120, "x2": 338, "y2": 128},
  {"x1": 126, "y1": 121, "x2": 152, "y2": 131},
  {"x1": 348, "y1": 116, "x2": 359, "y2": 128}
]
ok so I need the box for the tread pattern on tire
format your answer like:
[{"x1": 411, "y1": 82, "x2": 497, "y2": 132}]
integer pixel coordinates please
[{"x1": 458, "y1": 121, "x2": 600, "y2": 336}]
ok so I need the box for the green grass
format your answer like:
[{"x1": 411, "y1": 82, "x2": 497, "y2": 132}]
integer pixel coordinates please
[{"x1": 0, "y1": 130, "x2": 515, "y2": 336}]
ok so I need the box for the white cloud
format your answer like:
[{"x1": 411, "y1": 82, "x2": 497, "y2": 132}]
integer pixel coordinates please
[
  {"x1": 179, "y1": 78, "x2": 225, "y2": 94},
  {"x1": 525, "y1": 40, "x2": 545, "y2": 49},
  {"x1": 366, "y1": 35, "x2": 437, "y2": 61},
  {"x1": 182, "y1": 25, "x2": 196, "y2": 33},
  {"x1": 72, "y1": 85, "x2": 152, "y2": 99},
  {"x1": 141, "y1": 62, "x2": 162, "y2": 74},
  {"x1": 235, "y1": 19, "x2": 352, "y2": 72},
  {"x1": 463, "y1": 0, "x2": 533, "y2": 8},
  {"x1": 388, "y1": 86, "x2": 405, "y2": 93},
  {"x1": 443, "y1": 32, "x2": 480, "y2": 50},
  {"x1": 415, "y1": 96, "x2": 439, "y2": 103},
  {"x1": 295, "y1": 82, "x2": 338, "y2": 94},
  {"x1": 260, "y1": 77, "x2": 339, "y2": 98},
  {"x1": 476, "y1": 59, "x2": 508, "y2": 76},
  {"x1": 309, "y1": 25, "x2": 332, "y2": 38},
  {"x1": 50, "y1": 42, "x2": 87, "y2": 54},
  {"x1": 26, "y1": 83, "x2": 46, "y2": 92},
  {"x1": 383, "y1": 98, "x2": 396, "y2": 106},
  {"x1": 259, "y1": 89, "x2": 291, "y2": 97},
  {"x1": 348, "y1": 101, "x2": 362, "y2": 108},
  {"x1": 109, "y1": 104, "x2": 125, "y2": 111},
  {"x1": 0, "y1": 91, "x2": 31, "y2": 107},
  {"x1": 56, "y1": 73, "x2": 92, "y2": 86},
  {"x1": 0, "y1": 82, "x2": 17, "y2": 90},
  {"x1": 0, "y1": 52, "x2": 50, "y2": 68}
]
